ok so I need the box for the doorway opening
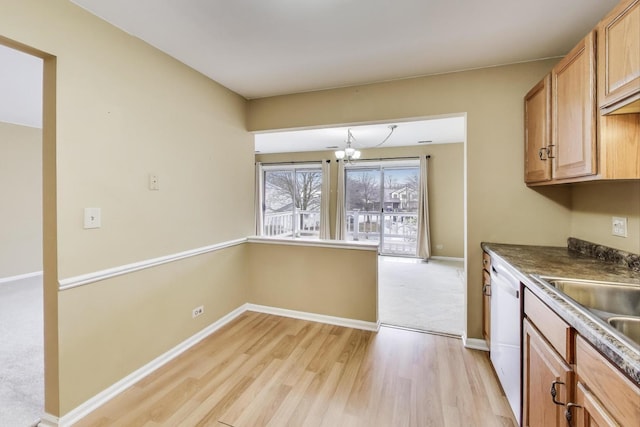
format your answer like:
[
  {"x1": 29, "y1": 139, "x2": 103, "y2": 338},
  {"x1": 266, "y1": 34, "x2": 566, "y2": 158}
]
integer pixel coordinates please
[
  {"x1": 254, "y1": 116, "x2": 467, "y2": 337},
  {"x1": 0, "y1": 42, "x2": 45, "y2": 426}
]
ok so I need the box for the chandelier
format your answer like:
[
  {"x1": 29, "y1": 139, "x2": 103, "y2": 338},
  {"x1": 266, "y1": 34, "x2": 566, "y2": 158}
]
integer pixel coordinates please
[
  {"x1": 334, "y1": 129, "x2": 360, "y2": 162},
  {"x1": 334, "y1": 125, "x2": 397, "y2": 163}
]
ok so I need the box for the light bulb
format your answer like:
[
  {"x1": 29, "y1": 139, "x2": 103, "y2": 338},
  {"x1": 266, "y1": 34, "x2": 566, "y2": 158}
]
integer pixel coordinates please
[{"x1": 335, "y1": 150, "x2": 345, "y2": 159}]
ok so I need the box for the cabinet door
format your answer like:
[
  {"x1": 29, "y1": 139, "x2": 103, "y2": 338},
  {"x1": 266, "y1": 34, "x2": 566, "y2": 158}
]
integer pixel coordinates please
[
  {"x1": 525, "y1": 75, "x2": 552, "y2": 183},
  {"x1": 522, "y1": 319, "x2": 574, "y2": 427},
  {"x1": 571, "y1": 382, "x2": 618, "y2": 427},
  {"x1": 598, "y1": 0, "x2": 640, "y2": 112},
  {"x1": 552, "y1": 31, "x2": 597, "y2": 180}
]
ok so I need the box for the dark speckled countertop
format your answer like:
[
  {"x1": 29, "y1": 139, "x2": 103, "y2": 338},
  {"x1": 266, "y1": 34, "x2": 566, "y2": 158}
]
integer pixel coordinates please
[{"x1": 481, "y1": 242, "x2": 640, "y2": 385}]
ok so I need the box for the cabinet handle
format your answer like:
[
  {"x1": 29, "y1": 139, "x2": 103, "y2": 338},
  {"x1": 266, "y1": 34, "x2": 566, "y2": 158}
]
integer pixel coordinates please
[
  {"x1": 546, "y1": 144, "x2": 555, "y2": 159},
  {"x1": 550, "y1": 380, "x2": 565, "y2": 406},
  {"x1": 538, "y1": 147, "x2": 548, "y2": 160},
  {"x1": 565, "y1": 402, "x2": 582, "y2": 424},
  {"x1": 482, "y1": 284, "x2": 491, "y2": 296}
]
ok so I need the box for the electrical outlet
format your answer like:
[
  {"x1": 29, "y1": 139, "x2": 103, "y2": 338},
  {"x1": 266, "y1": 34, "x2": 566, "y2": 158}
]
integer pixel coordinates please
[
  {"x1": 192, "y1": 306, "x2": 204, "y2": 318},
  {"x1": 612, "y1": 217, "x2": 628, "y2": 237}
]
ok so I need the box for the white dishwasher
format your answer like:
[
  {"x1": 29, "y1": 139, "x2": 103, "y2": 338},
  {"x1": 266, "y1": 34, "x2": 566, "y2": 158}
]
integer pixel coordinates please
[{"x1": 489, "y1": 257, "x2": 521, "y2": 424}]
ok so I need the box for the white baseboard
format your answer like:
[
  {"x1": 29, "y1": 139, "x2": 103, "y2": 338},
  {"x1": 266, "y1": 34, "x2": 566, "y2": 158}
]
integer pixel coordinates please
[
  {"x1": 462, "y1": 335, "x2": 489, "y2": 352},
  {"x1": 246, "y1": 303, "x2": 380, "y2": 332},
  {"x1": 57, "y1": 304, "x2": 247, "y2": 427},
  {"x1": 0, "y1": 270, "x2": 43, "y2": 284},
  {"x1": 38, "y1": 413, "x2": 58, "y2": 427}
]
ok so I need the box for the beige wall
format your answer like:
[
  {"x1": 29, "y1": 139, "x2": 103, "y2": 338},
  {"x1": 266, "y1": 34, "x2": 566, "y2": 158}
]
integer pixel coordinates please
[
  {"x1": 256, "y1": 142, "x2": 464, "y2": 258},
  {"x1": 0, "y1": 121, "x2": 42, "y2": 277},
  {"x1": 2, "y1": 1, "x2": 254, "y2": 280},
  {"x1": 247, "y1": 242, "x2": 378, "y2": 322},
  {"x1": 58, "y1": 244, "x2": 248, "y2": 413},
  {"x1": 248, "y1": 61, "x2": 575, "y2": 340},
  {"x1": 570, "y1": 181, "x2": 640, "y2": 254},
  {"x1": 1, "y1": 0, "x2": 254, "y2": 416}
]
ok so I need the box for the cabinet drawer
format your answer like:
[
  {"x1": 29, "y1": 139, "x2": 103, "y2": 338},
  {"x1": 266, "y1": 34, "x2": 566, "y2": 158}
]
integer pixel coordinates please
[
  {"x1": 482, "y1": 251, "x2": 491, "y2": 271},
  {"x1": 524, "y1": 288, "x2": 572, "y2": 362},
  {"x1": 576, "y1": 335, "x2": 640, "y2": 426}
]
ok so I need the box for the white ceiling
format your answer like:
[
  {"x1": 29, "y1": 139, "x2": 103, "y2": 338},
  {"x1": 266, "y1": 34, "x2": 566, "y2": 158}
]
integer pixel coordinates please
[
  {"x1": 2, "y1": 1, "x2": 619, "y2": 150},
  {"x1": 255, "y1": 116, "x2": 465, "y2": 154},
  {"x1": 71, "y1": 0, "x2": 618, "y2": 99},
  {"x1": 0, "y1": 44, "x2": 42, "y2": 128}
]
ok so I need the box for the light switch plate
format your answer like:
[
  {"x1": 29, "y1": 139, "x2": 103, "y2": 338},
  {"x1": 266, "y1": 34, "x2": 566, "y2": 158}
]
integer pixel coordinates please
[
  {"x1": 612, "y1": 216, "x2": 627, "y2": 237},
  {"x1": 149, "y1": 174, "x2": 159, "y2": 190},
  {"x1": 84, "y1": 208, "x2": 101, "y2": 229}
]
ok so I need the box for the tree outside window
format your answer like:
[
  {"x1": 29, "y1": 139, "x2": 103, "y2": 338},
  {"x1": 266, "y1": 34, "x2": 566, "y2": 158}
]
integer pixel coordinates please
[{"x1": 263, "y1": 167, "x2": 322, "y2": 238}]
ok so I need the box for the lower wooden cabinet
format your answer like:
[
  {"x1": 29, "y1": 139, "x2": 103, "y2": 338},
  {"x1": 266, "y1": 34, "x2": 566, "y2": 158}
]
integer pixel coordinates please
[
  {"x1": 522, "y1": 318, "x2": 574, "y2": 427},
  {"x1": 566, "y1": 335, "x2": 640, "y2": 426},
  {"x1": 523, "y1": 288, "x2": 640, "y2": 427},
  {"x1": 482, "y1": 251, "x2": 491, "y2": 346},
  {"x1": 482, "y1": 268, "x2": 491, "y2": 345}
]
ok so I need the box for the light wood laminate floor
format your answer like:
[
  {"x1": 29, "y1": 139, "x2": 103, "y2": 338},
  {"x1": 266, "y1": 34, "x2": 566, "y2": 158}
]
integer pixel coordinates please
[{"x1": 75, "y1": 312, "x2": 516, "y2": 427}]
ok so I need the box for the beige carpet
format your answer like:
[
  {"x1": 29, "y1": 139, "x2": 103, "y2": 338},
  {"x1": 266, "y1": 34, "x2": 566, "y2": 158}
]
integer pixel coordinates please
[
  {"x1": 0, "y1": 276, "x2": 43, "y2": 427},
  {"x1": 378, "y1": 256, "x2": 465, "y2": 336}
]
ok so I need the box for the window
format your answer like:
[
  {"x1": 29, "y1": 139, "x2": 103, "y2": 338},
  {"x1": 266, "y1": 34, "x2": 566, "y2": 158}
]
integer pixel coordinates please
[
  {"x1": 262, "y1": 164, "x2": 323, "y2": 238},
  {"x1": 344, "y1": 160, "x2": 419, "y2": 255}
]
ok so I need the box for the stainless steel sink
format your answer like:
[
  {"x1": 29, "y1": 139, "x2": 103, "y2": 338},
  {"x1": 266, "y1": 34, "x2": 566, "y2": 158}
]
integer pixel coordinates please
[
  {"x1": 608, "y1": 317, "x2": 640, "y2": 345},
  {"x1": 541, "y1": 278, "x2": 640, "y2": 317},
  {"x1": 537, "y1": 276, "x2": 640, "y2": 346}
]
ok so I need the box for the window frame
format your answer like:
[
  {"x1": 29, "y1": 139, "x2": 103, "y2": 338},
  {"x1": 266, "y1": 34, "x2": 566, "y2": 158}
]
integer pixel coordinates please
[{"x1": 261, "y1": 162, "x2": 323, "y2": 239}]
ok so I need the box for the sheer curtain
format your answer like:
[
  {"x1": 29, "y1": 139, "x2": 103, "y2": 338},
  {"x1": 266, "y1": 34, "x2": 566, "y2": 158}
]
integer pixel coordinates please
[
  {"x1": 254, "y1": 162, "x2": 264, "y2": 235},
  {"x1": 416, "y1": 156, "x2": 432, "y2": 259},
  {"x1": 335, "y1": 159, "x2": 346, "y2": 240},
  {"x1": 319, "y1": 160, "x2": 331, "y2": 239}
]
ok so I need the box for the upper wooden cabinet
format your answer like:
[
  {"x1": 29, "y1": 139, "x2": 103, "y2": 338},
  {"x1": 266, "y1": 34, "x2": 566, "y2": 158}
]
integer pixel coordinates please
[
  {"x1": 525, "y1": 75, "x2": 552, "y2": 183},
  {"x1": 598, "y1": 0, "x2": 640, "y2": 114},
  {"x1": 552, "y1": 31, "x2": 598, "y2": 180},
  {"x1": 524, "y1": 0, "x2": 640, "y2": 185}
]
